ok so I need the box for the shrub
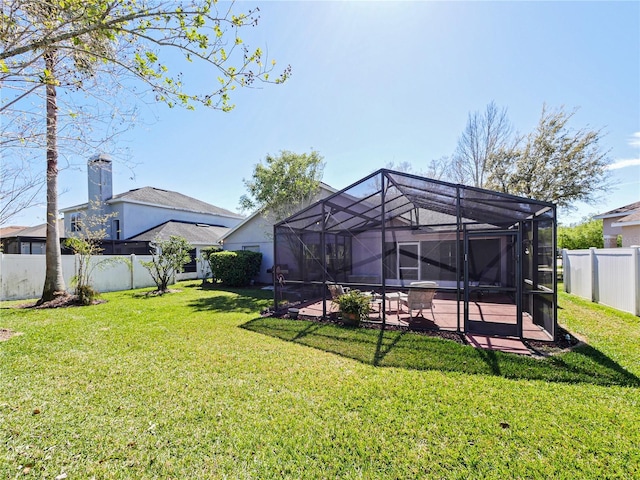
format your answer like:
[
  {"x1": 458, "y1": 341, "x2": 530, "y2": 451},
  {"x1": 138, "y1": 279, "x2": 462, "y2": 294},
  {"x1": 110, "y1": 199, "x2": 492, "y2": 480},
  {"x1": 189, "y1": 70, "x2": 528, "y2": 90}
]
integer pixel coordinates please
[
  {"x1": 140, "y1": 235, "x2": 194, "y2": 292},
  {"x1": 200, "y1": 246, "x2": 223, "y2": 283},
  {"x1": 77, "y1": 285, "x2": 99, "y2": 305},
  {"x1": 558, "y1": 217, "x2": 603, "y2": 250},
  {"x1": 207, "y1": 250, "x2": 262, "y2": 287}
]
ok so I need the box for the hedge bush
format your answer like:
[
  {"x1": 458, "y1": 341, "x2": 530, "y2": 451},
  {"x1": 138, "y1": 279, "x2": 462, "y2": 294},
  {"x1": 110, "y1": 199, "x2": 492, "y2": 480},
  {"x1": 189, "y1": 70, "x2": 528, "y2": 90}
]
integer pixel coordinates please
[{"x1": 207, "y1": 250, "x2": 262, "y2": 287}]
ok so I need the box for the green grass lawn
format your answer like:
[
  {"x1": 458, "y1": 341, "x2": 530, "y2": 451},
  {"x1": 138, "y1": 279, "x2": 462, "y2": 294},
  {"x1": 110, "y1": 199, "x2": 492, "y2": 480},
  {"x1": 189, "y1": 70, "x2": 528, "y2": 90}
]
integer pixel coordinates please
[{"x1": 1, "y1": 282, "x2": 639, "y2": 479}]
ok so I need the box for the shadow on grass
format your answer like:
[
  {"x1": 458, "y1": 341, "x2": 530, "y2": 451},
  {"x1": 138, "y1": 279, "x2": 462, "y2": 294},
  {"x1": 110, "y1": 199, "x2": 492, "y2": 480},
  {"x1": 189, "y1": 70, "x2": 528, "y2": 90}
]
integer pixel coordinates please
[
  {"x1": 241, "y1": 317, "x2": 640, "y2": 387},
  {"x1": 186, "y1": 286, "x2": 272, "y2": 314}
]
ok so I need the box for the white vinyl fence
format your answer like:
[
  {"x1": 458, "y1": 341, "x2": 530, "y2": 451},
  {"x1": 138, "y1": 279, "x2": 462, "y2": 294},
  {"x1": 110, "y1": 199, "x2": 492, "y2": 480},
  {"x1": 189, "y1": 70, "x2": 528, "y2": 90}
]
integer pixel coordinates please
[
  {"x1": 0, "y1": 254, "x2": 199, "y2": 301},
  {"x1": 563, "y1": 247, "x2": 640, "y2": 316}
]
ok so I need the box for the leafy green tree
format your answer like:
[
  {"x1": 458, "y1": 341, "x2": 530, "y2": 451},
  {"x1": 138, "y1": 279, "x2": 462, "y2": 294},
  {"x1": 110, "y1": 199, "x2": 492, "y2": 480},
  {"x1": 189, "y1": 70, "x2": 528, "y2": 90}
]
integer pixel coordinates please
[
  {"x1": 485, "y1": 105, "x2": 611, "y2": 209},
  {"x1": 1, "y1": 0, "x2": 290, "y2": 303},
  {"x1": 141, "y1": 235, "x2": 193, "y2": 292},
  {"x1": 239, "y1": 150, "x2": 325, "y2": 222},
  {"x1": 557, "y1": 217, "x2": 604, "y2": 250}
]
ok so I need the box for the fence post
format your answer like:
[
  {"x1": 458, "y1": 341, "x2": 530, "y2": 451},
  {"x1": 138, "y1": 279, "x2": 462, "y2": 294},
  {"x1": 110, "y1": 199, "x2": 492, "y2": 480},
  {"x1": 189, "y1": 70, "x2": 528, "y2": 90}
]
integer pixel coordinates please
[
  {"x1": 632, "y1": 247, "x2": 639, "y2": 316},
  {"x1": 131, "y1": 254, "x2": 135, "y2": 290},
  {"x1": 562, "y1": 248, "x2": 569, "y2": 293},
  {"x1": 589, "y1": 247, "x2": 597, "y2": 303}
]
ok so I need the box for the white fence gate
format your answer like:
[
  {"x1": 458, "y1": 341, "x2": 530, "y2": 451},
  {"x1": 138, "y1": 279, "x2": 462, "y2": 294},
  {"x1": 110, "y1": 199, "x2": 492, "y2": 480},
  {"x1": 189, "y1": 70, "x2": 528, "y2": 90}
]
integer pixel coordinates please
[
  {"x1": 0, "y1": 254, "x2": 200, "y2": 301},
  {"x1": 563, "y1": 247, "x2": 640, "y2": 316}
]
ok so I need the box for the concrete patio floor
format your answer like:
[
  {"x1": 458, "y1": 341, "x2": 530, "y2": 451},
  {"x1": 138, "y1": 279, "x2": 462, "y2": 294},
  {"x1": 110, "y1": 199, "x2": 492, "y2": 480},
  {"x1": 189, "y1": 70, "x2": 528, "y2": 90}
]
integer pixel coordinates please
[{"x1": 292, "y1": 292, "x2": 553, "y2": 355}]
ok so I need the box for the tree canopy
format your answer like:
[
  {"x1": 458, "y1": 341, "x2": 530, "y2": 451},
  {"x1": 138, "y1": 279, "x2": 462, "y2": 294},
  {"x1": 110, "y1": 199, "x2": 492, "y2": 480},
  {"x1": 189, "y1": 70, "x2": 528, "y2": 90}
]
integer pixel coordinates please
[
  {"x1": 1, "y1": 0, "x2": 290, "y2": 111},
  {"x1": 557, "y1": 217, "x2": 605, "y2": 250},
  {"x1": 1, "y1": 0, "x2": 290, "y2": 302},
  {"x1": 452, "y1": 101, "x2": 514, "y2": 187},
  {"x1": 485, "y1": 105, "x2": 611, "y2": 209},
  {"x1": 240, "y1": 150, "x2": 325, "y2": 222},
  {"x1": 414, "y1": 102, "x2": 612, "y2": 211}
]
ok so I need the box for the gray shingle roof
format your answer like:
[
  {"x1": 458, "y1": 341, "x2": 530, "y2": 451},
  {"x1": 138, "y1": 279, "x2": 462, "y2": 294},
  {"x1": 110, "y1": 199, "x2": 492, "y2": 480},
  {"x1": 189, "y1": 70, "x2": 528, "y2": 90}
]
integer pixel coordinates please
[
  {"x1": 595, "y1": 201, "x2": 640, "y2": 218},
  {"x1": 127, "y1": 220, "x2": 229, "y2": 245},
  {"x1": 110, "y1": 187, "x2": 243, "y2": 218},
  {"x1": 0, "y1": 220, "x2": 64, "y2": 239},
  {"x1": 617, "y1": 211, "x2": 640, "y2": 224}
]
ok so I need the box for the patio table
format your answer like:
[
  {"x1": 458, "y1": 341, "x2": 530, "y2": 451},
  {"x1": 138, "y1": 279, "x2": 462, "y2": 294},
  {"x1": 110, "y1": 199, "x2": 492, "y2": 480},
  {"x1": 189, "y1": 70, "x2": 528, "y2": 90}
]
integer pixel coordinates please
[{"x1": 375, "y1": 292, "x2": 404, "y2": 313}]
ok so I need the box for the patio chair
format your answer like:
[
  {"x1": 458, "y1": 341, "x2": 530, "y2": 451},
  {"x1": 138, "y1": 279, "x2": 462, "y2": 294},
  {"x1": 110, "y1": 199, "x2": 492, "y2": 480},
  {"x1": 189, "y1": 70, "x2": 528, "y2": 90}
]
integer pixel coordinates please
[
  {"x1": 327, "y1": 283, "x2": 350, "y2": 300},
  {"x1": 399, "y1": 283, "x2": 437, "y2": 321}
]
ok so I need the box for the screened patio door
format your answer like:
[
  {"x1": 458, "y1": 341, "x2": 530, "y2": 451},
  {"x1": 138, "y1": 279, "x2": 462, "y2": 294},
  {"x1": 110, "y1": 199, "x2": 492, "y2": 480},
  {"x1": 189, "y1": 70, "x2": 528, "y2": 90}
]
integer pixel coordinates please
[{"x1": 464, "y1": 231, "x2": 521, "y2": 337}]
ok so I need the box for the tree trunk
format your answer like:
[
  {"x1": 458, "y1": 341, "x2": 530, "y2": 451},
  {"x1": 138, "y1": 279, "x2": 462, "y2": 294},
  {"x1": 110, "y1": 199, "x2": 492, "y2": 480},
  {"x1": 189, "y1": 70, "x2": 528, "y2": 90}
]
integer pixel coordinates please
[{"x1": 39, "y1": 50, "x2": 66, "y2": 303}]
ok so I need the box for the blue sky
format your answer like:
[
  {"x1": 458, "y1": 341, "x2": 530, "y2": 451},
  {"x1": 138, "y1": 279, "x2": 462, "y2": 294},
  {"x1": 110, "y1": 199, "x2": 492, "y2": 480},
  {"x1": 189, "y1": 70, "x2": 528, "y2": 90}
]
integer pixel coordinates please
[{"x1": 11, "y1": 0, "x2": 640, "y2": 226}]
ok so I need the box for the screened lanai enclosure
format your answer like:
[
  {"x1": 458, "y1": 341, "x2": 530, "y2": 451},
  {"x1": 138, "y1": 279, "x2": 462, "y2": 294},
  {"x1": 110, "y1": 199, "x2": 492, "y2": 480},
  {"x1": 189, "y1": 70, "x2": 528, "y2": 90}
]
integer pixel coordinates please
[{"x1": 273, "y1": 169, "x2": 557, "y2": 341}]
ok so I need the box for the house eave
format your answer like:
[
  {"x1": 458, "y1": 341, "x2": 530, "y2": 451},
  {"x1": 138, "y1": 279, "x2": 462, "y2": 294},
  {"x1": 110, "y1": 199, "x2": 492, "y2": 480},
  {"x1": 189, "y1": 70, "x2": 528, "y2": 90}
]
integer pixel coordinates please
[
  {"x1": 60, "y1": 204, "x2": 88, "y2": 213},
  {"x1": 593, "y1": 212, "x2": 629, "y2": 220},
  {"x1": 612, "y1": 220, "x2": 640, "y2": 228}
]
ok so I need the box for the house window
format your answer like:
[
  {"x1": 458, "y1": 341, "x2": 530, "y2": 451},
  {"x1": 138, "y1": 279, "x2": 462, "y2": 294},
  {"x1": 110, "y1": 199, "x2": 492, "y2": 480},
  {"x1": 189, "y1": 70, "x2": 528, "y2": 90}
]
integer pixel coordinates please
[
  {"x1": 70, "y1": 213, "x2": 82, "y2": 232},
  {"x1": 398, "y1": 242, "x2": 419, "y2": 280},
  {"x1": 242, "y1": 245, "x2": 260, "y2": 252},
  {"x1": 183, "y1": 248, "x2": 197, "y2": 273},
  {"x1": 112, "y1": 219, "x2": 121, "y2": 240}
]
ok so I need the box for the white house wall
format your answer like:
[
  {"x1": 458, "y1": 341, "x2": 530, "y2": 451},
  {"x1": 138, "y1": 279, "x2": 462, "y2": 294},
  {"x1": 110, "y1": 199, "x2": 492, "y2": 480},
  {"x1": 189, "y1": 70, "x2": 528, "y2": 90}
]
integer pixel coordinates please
[
  {"x1": 119, "y1": 203, "x2": 242, "y2": 239},
  {"x1": 222, "y1": 214, "x2": 274, "y2": 284},
  {"x1": 222, "y1": 187, "x2": 336, "y2": 285},
  {"x1": 603, "y1": 218, "x2": 623, "y2": 248}
]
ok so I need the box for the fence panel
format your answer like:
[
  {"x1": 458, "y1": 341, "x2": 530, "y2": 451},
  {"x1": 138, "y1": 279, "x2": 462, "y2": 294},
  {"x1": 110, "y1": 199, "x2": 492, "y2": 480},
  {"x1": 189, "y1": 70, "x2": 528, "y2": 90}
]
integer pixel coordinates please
[
  {"x1": 0, "y1": 254, "x2": 157, "y2": 301},
  {"x1": 563, "y1": 247, "x2": 640, "y2": 316},
  {"x1": 563, "y1": 249, "x2": 592, "y2": 300}
]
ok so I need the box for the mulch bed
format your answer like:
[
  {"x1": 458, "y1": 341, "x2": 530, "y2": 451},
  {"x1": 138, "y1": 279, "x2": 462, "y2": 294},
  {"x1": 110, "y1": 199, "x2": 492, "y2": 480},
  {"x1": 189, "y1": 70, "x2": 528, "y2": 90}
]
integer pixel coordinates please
[{"x1": 11, "y1": 294, "x2": 106, "y2": 309}]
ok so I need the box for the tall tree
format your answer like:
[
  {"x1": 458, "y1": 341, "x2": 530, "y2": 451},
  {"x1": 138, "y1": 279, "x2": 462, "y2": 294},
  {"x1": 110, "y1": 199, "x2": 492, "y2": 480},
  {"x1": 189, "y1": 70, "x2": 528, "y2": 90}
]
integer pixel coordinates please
[
  {"x1": 1, "y1": 0, "x2": 290, "y2": 303},
  {"x1": 452, "y1": 101, "x2": 515, "y2": 187},
  {"x1": 385, "y1": 157, "x2": 451, "y2": 181},
  {"x1": 240, "y1": 150, "x2": 325, "y2": 223},
  {"x1": 485, "y1": 105, "x2": 611, "y2": 209}
]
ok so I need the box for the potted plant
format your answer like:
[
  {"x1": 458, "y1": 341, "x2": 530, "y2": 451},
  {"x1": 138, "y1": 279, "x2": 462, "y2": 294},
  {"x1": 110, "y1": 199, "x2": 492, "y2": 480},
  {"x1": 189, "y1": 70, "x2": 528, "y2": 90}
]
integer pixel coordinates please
[{"x1": 334, "y1": 289, "x2": 370, "y2": 326}]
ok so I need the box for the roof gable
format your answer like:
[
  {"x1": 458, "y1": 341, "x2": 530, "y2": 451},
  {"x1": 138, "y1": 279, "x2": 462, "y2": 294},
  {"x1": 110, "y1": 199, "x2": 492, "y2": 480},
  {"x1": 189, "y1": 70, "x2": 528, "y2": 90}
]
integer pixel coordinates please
[{"x1": 220, "y1": 183, "x2": 337, "y2": 242}]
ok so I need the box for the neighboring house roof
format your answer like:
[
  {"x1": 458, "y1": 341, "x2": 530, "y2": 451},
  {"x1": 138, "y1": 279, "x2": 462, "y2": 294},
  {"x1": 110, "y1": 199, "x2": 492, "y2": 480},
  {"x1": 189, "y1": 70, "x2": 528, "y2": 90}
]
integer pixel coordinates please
[
  {"x1": 61, "y1": 186, "x2": 244, "y2": 219},
  {"x1": 593, "y1": 201, "x2": 640, "y2": 220},
  {"x1": 127, "y1": 220, "x2": 229, "y2": 245},
  {"x1": 612, "y1": 210, "x2": 640, "y2": 228},
  {"x1": 0, "y1": 226, "x2": 29, "y2": 238},
  {"x1": 220, "y1": 182, "x2": 337, "y2": 242},
  {"x1": 0, "y1": 220, "x2": 64, "y2": 239}
]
